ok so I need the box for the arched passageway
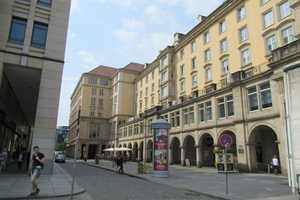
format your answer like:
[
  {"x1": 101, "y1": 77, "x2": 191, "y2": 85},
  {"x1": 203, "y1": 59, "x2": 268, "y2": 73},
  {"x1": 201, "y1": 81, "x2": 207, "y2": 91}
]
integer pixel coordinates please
[
  {"x1": 170, "y1": 137, "x2": 181, "y2": 165},
  {"x1": 199, "y1": 134, "x2": 215, "y2": 167},
  {"x1": 183, "y1": 135, "x2": 196, "y2": 166},
  {"x1": 133, "y1": 142, "x2": 138, "y2": 161},
  {"x1": 146, "y1": 140, "x2": 153, "y2": 162},
  {"x1": 249, "y1": 125, "x2": 279, "y2": 173},
  {"x1": 139, "y1": 141, "x2": 144, "y2": 161}
]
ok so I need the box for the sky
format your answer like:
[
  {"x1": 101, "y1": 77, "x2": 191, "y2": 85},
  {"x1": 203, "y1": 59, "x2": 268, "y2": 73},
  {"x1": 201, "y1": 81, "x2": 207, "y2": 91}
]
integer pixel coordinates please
[{"x1": 57, "y1": 0, "x2": 224, "y2": 126}]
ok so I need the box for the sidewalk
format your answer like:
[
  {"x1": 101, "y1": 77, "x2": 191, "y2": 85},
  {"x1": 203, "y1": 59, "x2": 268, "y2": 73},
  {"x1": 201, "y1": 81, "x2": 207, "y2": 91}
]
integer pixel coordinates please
[
  {"x1": 85, "y1": 160, "x2": 298, "y2": 200},
  {"x1": 0, "y1": 163, "x2": 85, "y2": 200}
]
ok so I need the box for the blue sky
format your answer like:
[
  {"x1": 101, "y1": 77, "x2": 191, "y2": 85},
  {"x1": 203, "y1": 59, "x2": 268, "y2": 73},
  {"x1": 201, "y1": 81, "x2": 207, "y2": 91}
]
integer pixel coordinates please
[{"x1": 57, "y1": 0, "x2": 224, "y2": 126}]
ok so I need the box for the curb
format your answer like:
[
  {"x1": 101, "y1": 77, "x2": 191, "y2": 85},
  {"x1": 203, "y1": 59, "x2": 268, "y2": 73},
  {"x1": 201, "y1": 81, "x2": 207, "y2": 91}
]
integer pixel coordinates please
[
  {"x1": 83, "y1": 162, "x2": 229, "y2": 200},
  {"x1": 0, "y1": 189, "x2": 86, "y2": 200}
]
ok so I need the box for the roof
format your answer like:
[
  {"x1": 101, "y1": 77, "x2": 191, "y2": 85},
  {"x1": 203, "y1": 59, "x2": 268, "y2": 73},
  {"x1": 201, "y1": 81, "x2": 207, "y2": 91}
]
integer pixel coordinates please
[
  {"x1": 122, "y1": 62, "x2": 144, "y2": 73},
  {"x1": 87, "y1": 65, "x2": 118, "y2": 78}
]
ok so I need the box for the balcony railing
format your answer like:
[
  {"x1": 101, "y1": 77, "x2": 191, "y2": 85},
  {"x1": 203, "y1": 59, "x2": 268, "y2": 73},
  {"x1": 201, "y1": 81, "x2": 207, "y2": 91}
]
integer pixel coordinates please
[{"x1": 270, "y1": 39, "x2": 300, "y2": 64}]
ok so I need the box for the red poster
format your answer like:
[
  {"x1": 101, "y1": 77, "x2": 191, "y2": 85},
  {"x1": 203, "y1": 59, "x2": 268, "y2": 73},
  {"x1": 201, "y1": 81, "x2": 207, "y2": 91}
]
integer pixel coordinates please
[{"x1": 154, "y1": 129, "x2": 168, "y2": 171}]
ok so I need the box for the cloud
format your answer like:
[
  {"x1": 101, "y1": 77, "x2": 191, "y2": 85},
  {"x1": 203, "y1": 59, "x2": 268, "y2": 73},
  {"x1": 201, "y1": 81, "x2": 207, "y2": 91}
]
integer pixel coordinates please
[
  {"x1": 114, "y1": 29, "x2": 138, "y2": 43},
  {"x1": 77, "y1": 50, "x2": 98, "y2": 65},
  {"x1": 121, "y1": 18, "x2": 145, "y2": 30},
  {"x1": 144, "y1": 5, "x2": 165, "y2": 25}
]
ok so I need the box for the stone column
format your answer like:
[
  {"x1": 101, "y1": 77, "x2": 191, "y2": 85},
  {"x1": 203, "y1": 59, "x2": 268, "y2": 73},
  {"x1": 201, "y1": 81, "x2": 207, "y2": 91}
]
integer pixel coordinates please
[
  {"x1": 138, "y1": 145, "x2": 141, "y2": 161},
  {"x1": 196, "y1": 145, "x2": 202, "y2": 167},
  {"x1": 143, "y1": 140, "x2": 147, "y2": 162},
  {"x1": 180, "y1": 146, "x2": 185, "y2": 166},
  {"x1": 291, "y1": 0, "x2": 300, "y2": 39}
]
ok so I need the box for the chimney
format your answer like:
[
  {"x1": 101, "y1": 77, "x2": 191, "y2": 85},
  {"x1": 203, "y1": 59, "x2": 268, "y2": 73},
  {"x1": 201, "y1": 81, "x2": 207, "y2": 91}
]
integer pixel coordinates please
[
  {"x1": 173, "y1": 32, "x2": 185, "y2": 46},
  {"x1": 197, "y1": 15, "x2": 206, "y2": 23}
]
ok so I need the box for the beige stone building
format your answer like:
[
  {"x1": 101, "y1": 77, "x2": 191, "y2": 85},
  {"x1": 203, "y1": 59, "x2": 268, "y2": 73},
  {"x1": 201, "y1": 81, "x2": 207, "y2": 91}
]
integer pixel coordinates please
[
  {"x1": 116, "y1": 0, "x2": 300, "y2": 175},
  {"x1": 0, "y1": 0, "x2": 71, "y2": 172}
]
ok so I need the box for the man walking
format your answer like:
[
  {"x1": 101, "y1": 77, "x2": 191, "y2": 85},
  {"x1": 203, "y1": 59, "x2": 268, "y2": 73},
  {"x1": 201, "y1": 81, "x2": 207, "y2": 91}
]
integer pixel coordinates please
[{"x1": 29, "y1": 146, "x2": 45, "y2": 196}]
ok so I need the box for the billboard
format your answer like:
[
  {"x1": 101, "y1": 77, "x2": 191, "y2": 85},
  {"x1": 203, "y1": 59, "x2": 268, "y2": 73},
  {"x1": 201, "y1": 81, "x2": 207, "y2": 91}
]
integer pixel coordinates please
[{"x1": 153, "y1": 128, "x2": 168, "y2": 175}]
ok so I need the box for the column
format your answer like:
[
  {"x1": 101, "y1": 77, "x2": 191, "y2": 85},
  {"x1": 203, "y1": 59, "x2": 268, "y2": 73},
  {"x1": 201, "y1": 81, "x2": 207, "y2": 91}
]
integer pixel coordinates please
[
  {"x1": 138, "y1": 145, "x2": 141, "y2": 161},
  {"x1": 143, "y1": 140, "x2": 147, "y2": 162},
  {"x1": 196, "y1": 145, "x2": 201, "y2": 168},
  {"x1": 180, "y1": 146, "x2": 185, "y2": 166}
]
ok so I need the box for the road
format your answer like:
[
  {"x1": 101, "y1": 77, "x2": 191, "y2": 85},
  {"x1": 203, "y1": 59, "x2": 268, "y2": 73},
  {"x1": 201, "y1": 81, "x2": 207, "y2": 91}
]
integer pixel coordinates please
[{"x1": 60, "y1": 163, "x2": 221, "y2": 200}]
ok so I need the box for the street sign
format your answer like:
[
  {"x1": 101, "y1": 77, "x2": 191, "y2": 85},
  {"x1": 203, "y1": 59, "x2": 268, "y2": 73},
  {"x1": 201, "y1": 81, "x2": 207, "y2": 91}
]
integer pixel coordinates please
[{"x1": 219, "y1": 133, "x2": 233, "y2": 148}]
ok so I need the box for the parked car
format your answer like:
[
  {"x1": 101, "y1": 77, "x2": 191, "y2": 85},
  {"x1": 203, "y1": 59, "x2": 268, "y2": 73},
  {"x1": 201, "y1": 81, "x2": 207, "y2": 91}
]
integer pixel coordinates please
[{"x1": 55, "y1": 153, "x2": 65, "y2": 163}]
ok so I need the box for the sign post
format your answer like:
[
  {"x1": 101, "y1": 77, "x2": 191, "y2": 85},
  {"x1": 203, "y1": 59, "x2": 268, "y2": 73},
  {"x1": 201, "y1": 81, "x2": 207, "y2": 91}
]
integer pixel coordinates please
[
  {"x1": 219, "y1": 133, "x2": 233, "y2": 195},
  {"x1": 151, "y1": 119, "x2": 171, "y2": 178}
]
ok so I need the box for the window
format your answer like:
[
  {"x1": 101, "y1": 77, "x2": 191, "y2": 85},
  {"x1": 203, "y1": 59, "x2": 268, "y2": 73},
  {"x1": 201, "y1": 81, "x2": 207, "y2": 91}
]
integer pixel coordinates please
[
  {"x1": 260, "y1": 82, "x2": 272, "y2": 108},
  {"x1": 221, "y1": 59, "x2": 229, "y2": 75},
  {"x1": 161, "y1": 70, "x2": 168, "y2": 82},
  {"x1": 282, "y1": 26, "x2": 294, "y2": 45},
  {"x1": 170, "y1": 111, "x2": 180, "y2": 127},
  {"x1": 198, "y1": 104, "x2": 205, "y2": 122},
  {"x1": 88, "y1": 78, "x2": 97, "y2": 85},
  {"x1": 191, "y1": 57, "x2": 197, "y2": 70},
  {"x1": 99, "y1": 88, "x2": 104, "y2": 96},
  {"x1": 218, "y1": 97, "x2": 226, "y2": 118},
  {"x1": 179, "y1": 49, "x2": 184, "y2": 60},
  {"x1": 128, "y1": 126, "x2": 133, "y2": 136},
  {"x1": 279, "y1": 1, "x2": 291, "y2": 19},
  {"x1": 205, "y1": 101, "x2": 212, "y2": 121},
  {"x1": 219, "y1": 21, "x2": 226, "y2": 33},
  {"x1": 204, "y1": 49, "x2": 211, "y2": 62},
  {"x1": 180, "y1": 80, "x2": 185, "y2": 92},
  {"x1": 151, "y1": 83, "x2": 155, "y2": 92},
  {"x1": 263, "y1": 10, "x2": 273, "y2": 28},
  {"x1": 100, "y1": 79, "x2": 108, "y2": 86},
  {"x1": 239, "y1": 26, "x2": 248, "y2": 42},
  {"x1": 91, "y1": 87, "x2": 97, "y2": 96},
  {"x1": 220, "y1": 39, "x2": 228, "y2": 54},
  {"x1": 91, "y1": 97, "x2": 96, "y2": 106},
  {"x1": 266, "y1": 34, "x2": 277, "y2": 53},
  {"x1": 191, "y1": 41, "x2": 196, "y2": 53},
  {"x1": 151, "y1": 96, "x2": 154, "y2": 105},
  {"x1": 180, "y1": 64, "x2": 184, "y2": 76},
  {"x1": 8, "y1": 17, "x2": 27, "y2": 45},
  {"x1": 98, "y1": 99, "x2": 104, "y2": 109},
  {"x1": 183, "y1": 107, "x2": 194, "y2": 125},
  {"x1": 161, "y1": 85, "x2": 168, "y2": 98},
  {"x1": 248, "y1": 86, "x2": 258, "y2": 111},
  {"x1": 226, "y1": 95, "x2": 234, "y2": 116},
  {"x1": 237, "y1": 6, "x2": 246, "y2": 21},
  {"x1": 241, "y1": 48, "x2": 251, "y2": 66},
  {"x1": 205, "y1": 66, "x2": 212, "y2": 82},
  {"x1": 161, "y1": 56, "x2": 168, "y2": 68},
  {"x1": 192, "y1": 74, "x2": 198, "y2": 88},
  {"x1": 218, "y1": 95, "x2": 234, "y2": 118},
  {"x1": 37, "y1": 0, "x2": 52, "y2": 7},
  {"x1": 204, "y1": 31, "x2": 210, "y2": 44},
  {"x1": 31, "y1": 22, "x2": 48, "y2": 48},
  {"x1": 261, "y1": 0, "x2": 270, "y2": 5},
  {"x1": 140, "y1": 91, "x2": 143, "y2": 98},
  {"x1": 146, "y1": 75, "x2": 149, "y2": 83}
]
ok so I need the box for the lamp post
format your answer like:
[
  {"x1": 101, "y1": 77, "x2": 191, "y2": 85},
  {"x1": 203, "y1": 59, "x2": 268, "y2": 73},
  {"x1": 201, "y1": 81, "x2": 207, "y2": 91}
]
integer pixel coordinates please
[{"x1": 70, "y1": 108, "x2": 80, "y2": 200}]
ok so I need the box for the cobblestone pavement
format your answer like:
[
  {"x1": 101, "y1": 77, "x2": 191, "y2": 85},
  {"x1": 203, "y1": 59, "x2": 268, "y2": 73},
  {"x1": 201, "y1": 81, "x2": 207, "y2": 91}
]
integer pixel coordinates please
[{"x1": 60, "y1": 162, "x2": 224, "y2": 200}]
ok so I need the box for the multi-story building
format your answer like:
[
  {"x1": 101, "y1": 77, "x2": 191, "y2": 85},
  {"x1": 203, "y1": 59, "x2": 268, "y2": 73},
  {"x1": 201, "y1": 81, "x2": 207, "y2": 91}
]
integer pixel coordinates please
[
  {"x1": 67, "y1": 66, "x2": 118, "y2": 159},
  {"x1": 0, "y1": 0, "x2": 71, "y2": 172},
  {"x1": 116, "y1": 0, "x2": 300, "y2": 175}
]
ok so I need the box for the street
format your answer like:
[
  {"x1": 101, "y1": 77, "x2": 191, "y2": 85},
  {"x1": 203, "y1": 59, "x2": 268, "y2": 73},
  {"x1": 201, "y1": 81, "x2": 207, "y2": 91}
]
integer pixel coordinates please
[{"x1": 60, "y1": 162, "x2": 221, "y2": 200}]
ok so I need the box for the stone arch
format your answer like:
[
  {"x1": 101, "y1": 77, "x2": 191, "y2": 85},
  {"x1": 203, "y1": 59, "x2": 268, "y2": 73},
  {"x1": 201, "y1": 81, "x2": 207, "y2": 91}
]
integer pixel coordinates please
[
  {"x1": 170, "y1": 137, "x2": 181, "y2": 165},
  {"x1": 146, "y1": 140, "x2": 153, "y2": 163},
  {"x1": 183, "y1": 135, "x2": 196, "y2": 166},
  {"x1": 199, "y1": 133, "x2": 215, "y2": 167},
  {"x1": 248, "y1": 125, "x2": 280, "y2": 173}
]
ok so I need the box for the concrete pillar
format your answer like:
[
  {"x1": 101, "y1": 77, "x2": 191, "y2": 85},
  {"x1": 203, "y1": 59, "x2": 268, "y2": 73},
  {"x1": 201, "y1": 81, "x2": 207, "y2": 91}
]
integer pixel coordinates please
[
  {"x1": 143, "y1": 140, "x2": 147, "y2": 162},
  {"x1": 291, "y1": 0, "x2": 300, "y2": 39},
  {"x1": 138, "y1": 145, "x2": 141, "y2": 161},
  {"x1": 180, "y1": 146, "x2": 185, "y2": 166}
]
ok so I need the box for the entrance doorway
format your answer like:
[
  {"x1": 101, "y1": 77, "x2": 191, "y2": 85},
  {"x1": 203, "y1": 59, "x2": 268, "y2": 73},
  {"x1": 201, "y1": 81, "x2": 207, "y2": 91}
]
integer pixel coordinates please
[
  {"x1": 199, "y1": 134, "x2": 215, "y2": 167},
  {"x1": 170, "y1": 137, "x2": 181, "y2": 164}
]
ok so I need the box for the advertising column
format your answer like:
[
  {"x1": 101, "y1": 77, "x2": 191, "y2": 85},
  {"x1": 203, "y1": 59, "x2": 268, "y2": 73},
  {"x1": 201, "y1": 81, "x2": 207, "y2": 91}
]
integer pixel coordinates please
[{"x1": 151, "y1": 119, "x2": 171, "y2": 178}]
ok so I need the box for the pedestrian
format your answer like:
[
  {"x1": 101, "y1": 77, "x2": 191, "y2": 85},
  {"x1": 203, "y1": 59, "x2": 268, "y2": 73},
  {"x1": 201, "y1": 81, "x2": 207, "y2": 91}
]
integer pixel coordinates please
[
  {"x1": 0, "y1": 148, "x2": 8, "y2": 172},
  {"x1": 272, "y1": 154, "x2": 279, "y2": 175},
  {"x1": 17, "y1": 150, "x2": 24, "y2": 170},
  {"x1": 29, "y1": 146, "x2": 45, "y2": 196},
  {"x1": 116, "y1": 154, "x2": 124, "y2": 174}
]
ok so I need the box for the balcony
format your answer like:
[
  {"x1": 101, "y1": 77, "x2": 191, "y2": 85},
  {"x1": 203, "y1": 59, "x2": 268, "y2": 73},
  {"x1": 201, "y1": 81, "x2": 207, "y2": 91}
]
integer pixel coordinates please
[{"x1": 269, "y1": 39, "x2": 300, "y2": 68}]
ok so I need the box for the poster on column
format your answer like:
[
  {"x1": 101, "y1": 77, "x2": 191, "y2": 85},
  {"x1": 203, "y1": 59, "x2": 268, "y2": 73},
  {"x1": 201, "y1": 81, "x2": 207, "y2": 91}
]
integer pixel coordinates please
[{"x1": 153, "y1": 129, "x2": 168, "y2": 172}]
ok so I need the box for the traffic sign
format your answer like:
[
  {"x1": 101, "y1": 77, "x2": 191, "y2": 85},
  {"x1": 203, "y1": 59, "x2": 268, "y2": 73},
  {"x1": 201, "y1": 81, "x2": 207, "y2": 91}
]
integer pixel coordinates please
[{"x1": 219, "y1": 133, "x2": 233, "y2": 148}]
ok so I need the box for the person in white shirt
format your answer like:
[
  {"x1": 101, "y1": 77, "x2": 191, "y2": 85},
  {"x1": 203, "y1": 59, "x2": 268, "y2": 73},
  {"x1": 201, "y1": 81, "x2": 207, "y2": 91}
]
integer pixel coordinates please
[{"x1": 272, "y1": 155, "x2": 279, "y2": 174}]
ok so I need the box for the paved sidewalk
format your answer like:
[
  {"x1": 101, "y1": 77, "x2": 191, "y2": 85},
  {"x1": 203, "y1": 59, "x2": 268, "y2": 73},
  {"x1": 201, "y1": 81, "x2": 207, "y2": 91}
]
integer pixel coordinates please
[
  {"x1": 85, "y1": 160, "x2": 298, "y2": 200},
  {"x1": 0, "y1": 163, "x2": 85, "y2": 200}
]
